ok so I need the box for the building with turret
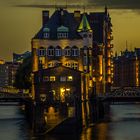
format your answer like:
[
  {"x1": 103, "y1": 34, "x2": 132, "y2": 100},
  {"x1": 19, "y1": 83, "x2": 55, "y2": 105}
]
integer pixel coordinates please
[{"x1": 32, "y1": 7, "x2": 113, "y2": 101}]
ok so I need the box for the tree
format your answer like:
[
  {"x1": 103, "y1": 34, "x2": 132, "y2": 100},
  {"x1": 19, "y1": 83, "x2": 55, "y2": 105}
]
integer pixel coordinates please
[{"x1": 14, "y1": 56, "x2": 32, "y2": 90}]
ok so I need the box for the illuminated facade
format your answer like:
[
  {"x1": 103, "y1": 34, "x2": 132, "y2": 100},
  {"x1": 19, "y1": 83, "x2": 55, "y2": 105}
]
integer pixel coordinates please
[
  {"x1": 113, "y1": 48, "x2": 140, "y2": 87},
  {"x1": 0, "y1": 62, "x2": 20, "y2": 87},
  {"x1": 32, "y1": 7, "x2": 113, "y2": 99}
]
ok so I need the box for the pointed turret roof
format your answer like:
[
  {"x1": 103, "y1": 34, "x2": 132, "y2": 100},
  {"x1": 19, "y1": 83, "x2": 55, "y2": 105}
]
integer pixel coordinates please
[{"x1": 77, "y1": 13, "x2": 92, "y2": 32}]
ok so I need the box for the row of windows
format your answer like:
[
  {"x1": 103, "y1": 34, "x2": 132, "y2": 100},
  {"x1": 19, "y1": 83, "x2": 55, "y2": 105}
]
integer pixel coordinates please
[
  {"x1": 43, "y1": 76, "x2": 73, "y2": 82},
  {"x1": 38, "y1": 47, "x2": 79, "y2": 57},
  {"x1": 43, "y1": 32, "x2": 68, "y2": 39},
  {"x1": 47, "y1": 61, "x2": 79, "y2": 70}
]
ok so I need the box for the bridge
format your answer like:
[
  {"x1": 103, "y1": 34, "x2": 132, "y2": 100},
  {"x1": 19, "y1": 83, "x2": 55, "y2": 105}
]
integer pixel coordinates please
[
  {"x1": 0, "y1": 92, "x2": 30, "y2": 102},
  {"x1": 101, "y1": 87, "x2": 140, "y2": 102}
]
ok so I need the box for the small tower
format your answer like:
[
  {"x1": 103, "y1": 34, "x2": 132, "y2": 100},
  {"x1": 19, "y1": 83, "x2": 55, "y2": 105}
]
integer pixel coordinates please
[
  {"x1": 78, "y1": 13, "x2": 93, "y2": 94},
  {"x1": 77, "y1": 13, "x2": 93, "y2": 48}
]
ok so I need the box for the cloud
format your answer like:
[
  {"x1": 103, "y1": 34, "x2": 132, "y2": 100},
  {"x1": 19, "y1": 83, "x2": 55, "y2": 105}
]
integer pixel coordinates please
[
  {"x1": 1, "y1": 0, "x2": 140, "y2": 10},
  {"x1": 89, "y1": 0, "x2": 140, "y2": 9},
  {"x1": 16, "y1": 0, "x2": 140, "y2": 9}
]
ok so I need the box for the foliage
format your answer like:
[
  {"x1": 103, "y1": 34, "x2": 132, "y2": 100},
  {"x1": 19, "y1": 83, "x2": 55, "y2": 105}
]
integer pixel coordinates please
[{"x1": 14, "y1": 56, "x2": 32, "y2": 89}]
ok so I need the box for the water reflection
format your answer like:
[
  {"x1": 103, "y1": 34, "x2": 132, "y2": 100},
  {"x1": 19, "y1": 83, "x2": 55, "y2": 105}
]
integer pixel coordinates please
[
  {"x1": 0, "y1": 105, "x2": 31, "y2": 140},
  {"x1": 1, "y1": 104, "x2": 140, "y2": 140}
]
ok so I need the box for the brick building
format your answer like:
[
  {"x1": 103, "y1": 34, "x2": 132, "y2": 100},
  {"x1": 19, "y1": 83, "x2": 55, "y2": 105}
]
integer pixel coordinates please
[{"x1": 31, "y1": 7, "x2": 113, "y2": 101}]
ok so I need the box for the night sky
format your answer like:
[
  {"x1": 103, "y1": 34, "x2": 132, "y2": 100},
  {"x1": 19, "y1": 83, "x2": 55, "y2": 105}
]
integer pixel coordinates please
[{"x1": 0, "y1": 0, "x2": 140, "y2": 60}]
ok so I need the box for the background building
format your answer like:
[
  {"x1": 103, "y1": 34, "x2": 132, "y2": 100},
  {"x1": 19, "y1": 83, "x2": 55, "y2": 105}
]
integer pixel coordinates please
[
  {"x1": 0, "y1": 51, "x2": 31, "y2": 88},
  {"x1": 0, "y1": 62, "x2": 20, "y2": 87},
  {"x1": 113, "y1": 48, "x2": 140, "y2": 87},
  {"x1": 13, "y1": 51, "x2": 31, "y2": 63}
]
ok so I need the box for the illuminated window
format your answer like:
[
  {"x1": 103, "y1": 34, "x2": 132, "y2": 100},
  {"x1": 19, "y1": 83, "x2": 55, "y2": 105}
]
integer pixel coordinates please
[
  {"x1": 60, "y1": 76, "x2": 66, "y2": 81},
  {"x1": 72, "y1": 62, "x2": 78, "y2": 69},
  {"x1": 43, "y1": 76, "x2": 49, "y2": 81},
  {"x1": 65, "y1": 61, "x2": 78, "y2": 69},
  {"x1": 50, "y1": 76, "x2": 56, "y2": 81},
  {"x1": 48, "y1": 60, "x2": 61, "y2": 68},
  {"x1": 67, "y1": 76, "x2": 73, "y2": 81}
]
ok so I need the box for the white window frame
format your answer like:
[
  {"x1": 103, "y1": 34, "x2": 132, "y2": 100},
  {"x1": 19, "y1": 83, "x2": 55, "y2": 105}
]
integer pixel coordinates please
[
  {"x1": 55, "y1": 48, "x2": 62, "y2": 56},
  {"x1": 65, "y1": 48, "x2": 71, "y2": 56},
  {"x1": 72, "y1": 48, "x2": 79, "y2": 56},
  {"x1": 44, "y1": 33, "x2": 49, "y2": 38},
  {"x1": 39, "y1": 49, "x2": 46, "y2": 56},
  {"x1": 48, "y1": 48, "x2": 54, "y2": 56}
]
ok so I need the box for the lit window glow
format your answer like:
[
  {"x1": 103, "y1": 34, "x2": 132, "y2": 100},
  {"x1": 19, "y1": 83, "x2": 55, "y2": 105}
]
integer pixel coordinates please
[
  {"x1": 67, "y1": 76, "x2": 73, "y2": 81},
  {"x1": 50, "y1": 76, "x2": 56, "y2": 81}
]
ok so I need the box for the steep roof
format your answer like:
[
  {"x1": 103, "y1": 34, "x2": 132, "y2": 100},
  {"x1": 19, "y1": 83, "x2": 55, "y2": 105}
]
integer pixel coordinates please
[
  {"x1": 78, "y1": 14, "x2": 92, "y2": 32},
  {"x1": 34, "y1": 9, "x2": 82, "y2": 40}
]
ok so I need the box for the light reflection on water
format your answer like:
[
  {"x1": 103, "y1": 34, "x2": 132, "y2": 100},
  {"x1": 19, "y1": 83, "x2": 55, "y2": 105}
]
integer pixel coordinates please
[{"x1": 0, "y1": 104, "x2": 140, "y2": 140}]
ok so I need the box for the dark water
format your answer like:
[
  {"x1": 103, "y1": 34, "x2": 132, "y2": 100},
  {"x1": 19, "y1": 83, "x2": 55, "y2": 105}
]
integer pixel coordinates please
[{"x1": 0, "y1": 104, "x2": 140, "y2": 140}]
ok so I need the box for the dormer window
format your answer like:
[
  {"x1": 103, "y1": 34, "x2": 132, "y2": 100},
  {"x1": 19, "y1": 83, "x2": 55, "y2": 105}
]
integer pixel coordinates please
[
  {"x1": 43, "y1": 27, "x2": 50, "y2": 39},
  {"x1": 57, "y1": 26, "x2": 69, "y2": 39},
  {"x1": 44, "y1": 33, "x2": 49, "y2": 38},
  {"x1": 57, "y1": 33, "x2": 68, "y2": 39}
]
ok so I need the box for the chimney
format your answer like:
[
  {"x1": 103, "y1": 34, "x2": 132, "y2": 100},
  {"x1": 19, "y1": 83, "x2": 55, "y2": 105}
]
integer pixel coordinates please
[
  {"x1": 74, "y1": 11, "x2": 81, "y2": 23},
  {"x1": 42, "y1": 10, "x2": 49, "y2": 26}
]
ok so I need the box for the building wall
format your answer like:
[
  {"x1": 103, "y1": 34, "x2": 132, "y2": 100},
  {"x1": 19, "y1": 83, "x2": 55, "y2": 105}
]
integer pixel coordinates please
[
  {"x1": 34, "y1": 66, "x2": 84, "y2": 103},
  {"x1": 113, "y1": 50, "x2": 140, "y2": 87},
  {"x1": 0, "y1": 64, "x2": 9, "y2": 87},
  {"x1": 32, "y1": 8, "x2": 113, "y2": 98}
]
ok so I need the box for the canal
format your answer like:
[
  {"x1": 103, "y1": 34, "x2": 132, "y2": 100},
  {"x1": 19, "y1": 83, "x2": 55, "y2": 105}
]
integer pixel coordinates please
[{"x1": 0, "y1": 104, "x2": 140, "y2": 140}]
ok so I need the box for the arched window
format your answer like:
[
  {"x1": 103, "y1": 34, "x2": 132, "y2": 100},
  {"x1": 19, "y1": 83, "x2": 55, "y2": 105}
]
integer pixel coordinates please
[
  {"x1": 47, "y1": 46, "x2": 54, "y2": 56},
  {"x1": 64, "y1": 46, "x2": 71, "y2": 56},
  {"x1": 38, "y1": 47, "x2": 46, "y2": 56},
  {"x1": 55, "y1": 46, "x2": 62, "y2": 56},
  {"x1": 71, "y1": 46, "x2": 79, "y2": 56}
]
